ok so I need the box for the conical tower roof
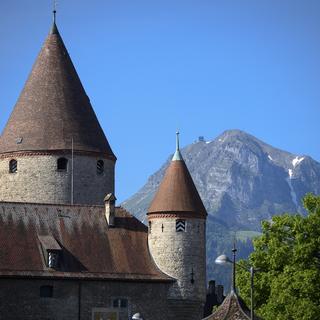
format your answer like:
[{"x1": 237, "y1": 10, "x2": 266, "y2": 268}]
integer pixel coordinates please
[
  {"x1": 202, "y1": 291, "x2": 261, "y2": 320},
  {"x1": 148, "y1": 133, "x2": 207, "y2": 218},
  {"x1": 0, "y1": 21, "x2": 115, "y2": 160}
]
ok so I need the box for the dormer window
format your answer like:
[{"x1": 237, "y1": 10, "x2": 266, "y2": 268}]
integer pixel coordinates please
[
  {"x1": 97, "y1": 160, "x2": 104, "y2": 175},
  {"x1": 9, "y1": 159, "x2": 17, "y2": 173},
  {"x1": 57, "y1": 157, "x2": 68, "y2": 171},
  {"x1": 38, "y1": 235, "x2": 62, "y2": 269}
]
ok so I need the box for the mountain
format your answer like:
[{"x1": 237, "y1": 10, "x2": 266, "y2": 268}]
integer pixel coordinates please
[
  {"x1": 123, "y1": 129, "x2": 320, "y2": 228},
  {"x1": 121, "y1": 129, "x2": 320, "y2": 288}
]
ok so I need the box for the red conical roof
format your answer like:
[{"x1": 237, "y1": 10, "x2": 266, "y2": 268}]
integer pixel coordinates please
[
  {"x1": 148, "y1": 147, "x2": 207, "y2": 218},
  {"x1": 0, "y1": 23, "x2": 115, "y2": 160}
]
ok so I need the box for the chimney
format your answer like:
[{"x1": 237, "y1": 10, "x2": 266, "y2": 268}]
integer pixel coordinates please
[
  {"x1": 104, "y1": 193, "x2": 116, "y2": 227},
  {"x1": 208, "y1": 280, "x2": 216, "y2": 295},
  {"x1": 216, "y1": 285, "x2": 224, "y2": 304}
]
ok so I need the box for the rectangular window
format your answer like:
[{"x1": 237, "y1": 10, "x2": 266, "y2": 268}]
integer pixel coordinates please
[
  {"x1": 112, "y1": 298, "x2": 128, "y2": 309},
  {"x1": 40, "y1": 285, "x2": 53, "y2": 298},
  {"x1": 48, "y1": 251, "x2": 59, "y2": 268},
  {"x1": 120, "y1": 299, "x2": 127, "y2": 308},
  {"x1": 113, "y1": 299, "x2": 119, "y2": 308}
]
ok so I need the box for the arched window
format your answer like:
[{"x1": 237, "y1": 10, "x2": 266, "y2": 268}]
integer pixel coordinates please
[
  {"x1": 9, "y1": 159, "x2": 17, "y2": 173},
  {"x1": 97, "y1": 160, "x2": 104, "y2": 175},
  {"x1": 57, "y1": 158, "x2": 68, "y2": 171}
]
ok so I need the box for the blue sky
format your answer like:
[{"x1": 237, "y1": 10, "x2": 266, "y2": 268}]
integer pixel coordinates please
[{"x1": 1, "y1": 0, "x2": 319, "y2": 202}]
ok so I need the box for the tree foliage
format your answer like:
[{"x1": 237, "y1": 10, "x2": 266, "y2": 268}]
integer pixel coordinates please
[{"x1": 236, "y1": 194, "x2": 320, "y2": 320}]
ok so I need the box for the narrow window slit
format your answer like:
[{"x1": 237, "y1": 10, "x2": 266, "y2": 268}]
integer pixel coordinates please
[
  {"x1": 57, "y1": 158, "x2": 68, "y2": 171},
  {"x1": 176, "y1": 219, "x2": 186, "y2": 232},
  {"x1": 9, "y1": 159, "x2": 17, "y2": 173},
  {"x1": 97, "y1": 160, "x2": 104, "y2": 175}
]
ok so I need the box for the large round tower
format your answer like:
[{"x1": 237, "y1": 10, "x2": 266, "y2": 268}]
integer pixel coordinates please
[
  {"x1": 147, "y1": 133, "x2": 207, "y2": 320},
  {"x1": 0, "y1": 20, "x2": 115, "y2": 205}
]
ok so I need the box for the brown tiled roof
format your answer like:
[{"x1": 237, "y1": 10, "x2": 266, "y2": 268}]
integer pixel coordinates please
[
  {"x1": 148, "y1": 158, "x2": 207, "y2": 217},
  {"x1": 202, "y1": 291, "x2": 261, "y2": 320},
  {"x1": 0, "y1": 23, "x2": 115, "y2": 159},
  {"x1": 0, "y1": 203, "x2": 172, "y2": 282}
]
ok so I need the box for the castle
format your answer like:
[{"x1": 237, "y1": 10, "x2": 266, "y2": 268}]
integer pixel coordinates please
[{"x1": 0, "y1": 16, "x2": 208, "y2": 320}]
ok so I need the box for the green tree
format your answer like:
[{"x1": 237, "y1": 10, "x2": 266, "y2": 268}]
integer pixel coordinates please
[{"x1": 236, "y1": 194, "x2": 320, "y2": 320}]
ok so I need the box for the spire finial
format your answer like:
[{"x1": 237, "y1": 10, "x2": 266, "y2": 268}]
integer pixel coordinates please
[
  {"x1": 53, "y1": 0, "x2": 57, "y2": 23},
  {"x1": 50, "y1": 0, "x2": 59, "y2": 34},
  {"x1": 231, "y1": 238, "x2": 237, "y2": 293},
  {"x1": 172, "y1": 131, "x2": 183, "y2": 161},
  {"x1": 176, "y1": 131, "x2": 180, "y2": 152}
]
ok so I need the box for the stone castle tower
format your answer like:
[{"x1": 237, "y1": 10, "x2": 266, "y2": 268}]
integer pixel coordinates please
[
  {"x1": 148, "y1": 133, "x2": 207, "y2": 319},
  {"x1": 0, "y1": 22, "x2": 116, "y2": 205},
  {"x1": 0, "y1": 15, "x2": 208, "y2": 320}
]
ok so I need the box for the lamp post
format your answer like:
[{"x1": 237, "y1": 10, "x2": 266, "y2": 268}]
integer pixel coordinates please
[
  {"x1": 215, "y1": 244, "x2": 257, "y2": 320},
  {"x1": 132, "y1": 313, "x2": 143, "y2": 320}
]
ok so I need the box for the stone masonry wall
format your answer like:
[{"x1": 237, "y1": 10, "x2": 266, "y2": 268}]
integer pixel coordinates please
[
  {"x1": 0, "y1": 154, "x2": 114, "y2": 205},
  {"x1": 148, "y1": 217, "x2": 207, "y2": 315},
  {"x1": 0, "y1": 279, "x2": 170, "y2": 320}
]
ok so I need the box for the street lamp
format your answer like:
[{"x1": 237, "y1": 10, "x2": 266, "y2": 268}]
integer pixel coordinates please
[
  {"x1": 215, "y1": 244, "x2": 257, "y2": 320},
  {"x1": 132, "y1": 313, "x2": 143, "y2": 320}
]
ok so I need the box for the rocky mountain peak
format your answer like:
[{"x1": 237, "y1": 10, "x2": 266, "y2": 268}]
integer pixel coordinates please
[{"x1": 122, "y1": 130, "x2": 320, "y2": 229}]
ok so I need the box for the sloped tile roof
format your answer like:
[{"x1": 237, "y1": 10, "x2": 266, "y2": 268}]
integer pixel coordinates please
[{"x1": 0, "y1": 202, "x2": 172, "y2": 282}]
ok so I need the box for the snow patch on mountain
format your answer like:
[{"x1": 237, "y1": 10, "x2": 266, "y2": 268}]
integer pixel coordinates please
[{"x1": 292, "y1": 156, "x2": 304, "y2": 167}]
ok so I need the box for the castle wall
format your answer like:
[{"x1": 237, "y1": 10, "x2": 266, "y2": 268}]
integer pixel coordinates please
[
  {"x1": 148, "y1": 217, "x2": 207, "y2": 313},
  {"x1": 0, "y1": 279, "x2": 170, "y2": 320},
  {"x1": 0, "y1": 154, "x2": 114, "y2": 205}
]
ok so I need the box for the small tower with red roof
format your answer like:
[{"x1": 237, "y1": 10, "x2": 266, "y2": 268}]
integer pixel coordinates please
[{"x1": 148, "y1": 132, "x2": 207, "y2": 319}]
